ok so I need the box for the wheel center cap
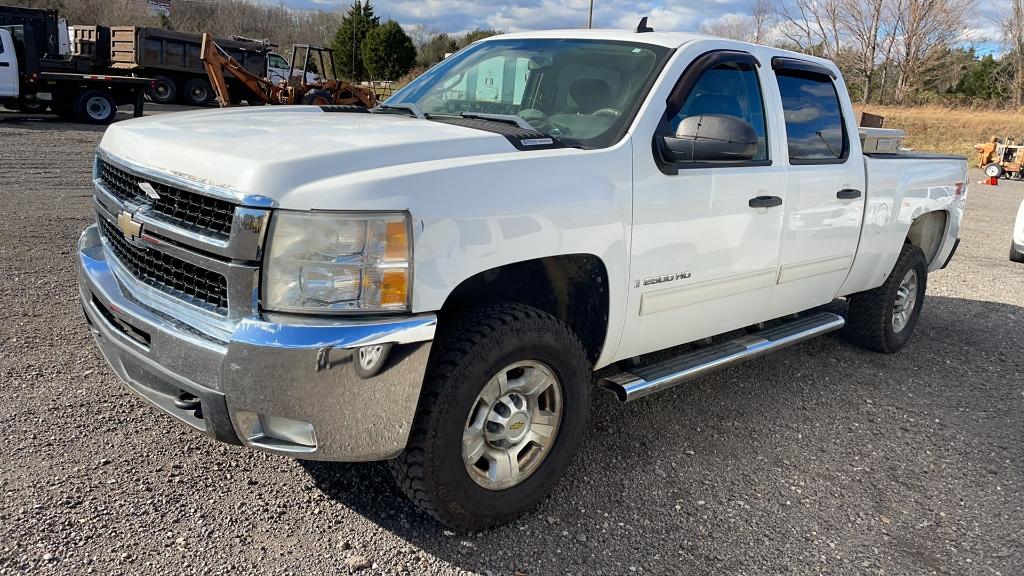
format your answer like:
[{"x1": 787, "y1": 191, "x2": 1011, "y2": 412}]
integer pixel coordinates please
[{"x1": 505, "y1": 412, "x2": 531, "y2": 443}]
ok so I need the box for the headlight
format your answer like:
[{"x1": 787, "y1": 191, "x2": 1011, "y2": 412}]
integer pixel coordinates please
[{"x1": 262, "y1": 211, "x2": 411, "y2": 313}]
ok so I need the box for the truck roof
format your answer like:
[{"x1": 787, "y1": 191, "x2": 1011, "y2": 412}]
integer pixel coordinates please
[
  {"x1": 490, "y1": 28, "x2": 841, "y2": 76},
  {"x1": 492, "y1": 28, "x2": 711, "y2": 48}
]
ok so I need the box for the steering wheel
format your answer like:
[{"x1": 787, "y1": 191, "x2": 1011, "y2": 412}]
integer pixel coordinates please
[
  {"x1": 519, "y1": 109, "x2": 565, "y2": 134},
  {"x1": 593, "y1": 107, "x2": 621, "y2": 119}
]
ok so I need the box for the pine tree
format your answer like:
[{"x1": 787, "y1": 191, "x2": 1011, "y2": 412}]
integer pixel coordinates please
[
  {"x1": 331, "y1": 1, "x2": 380, "y2": 81},
  {"x1": 362, "y1": 20, "x2": 417, "y2": 81}
]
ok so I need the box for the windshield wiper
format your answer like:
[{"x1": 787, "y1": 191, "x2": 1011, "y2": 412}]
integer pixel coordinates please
[
  {"x1": 458, "y1": 112, "x2": 537, "y2": 131},
  {"x1": 372, "y1": 103, "x2": 426, "y2": 119}
]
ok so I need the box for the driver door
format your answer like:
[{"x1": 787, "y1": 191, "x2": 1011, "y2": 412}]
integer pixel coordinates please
[
  {"x1": 617, "y1": 50, "x2": 786, "y2": 359},
  {"x1": 0, "y1": 29, "x2": 17, "y2": 98}
]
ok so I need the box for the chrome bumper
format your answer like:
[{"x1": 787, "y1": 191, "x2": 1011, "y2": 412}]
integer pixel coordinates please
[{"x1": 77, "y1": 224, "x2": 435, "y2": 461}]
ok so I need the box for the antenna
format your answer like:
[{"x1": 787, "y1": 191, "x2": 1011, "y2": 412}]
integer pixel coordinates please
[{"x1": 635, "y1": 16, "x2": 654, "y2": 33}]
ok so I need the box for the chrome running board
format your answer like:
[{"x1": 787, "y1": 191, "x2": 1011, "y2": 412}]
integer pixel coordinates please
[{"x1": 600, "y1": 311, "x2": 845, "y2": 402}]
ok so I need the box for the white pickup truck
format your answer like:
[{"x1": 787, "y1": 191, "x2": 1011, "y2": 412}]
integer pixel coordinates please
[{"x1": 77, "y1": 28, "x2": 967, "y2": 530}]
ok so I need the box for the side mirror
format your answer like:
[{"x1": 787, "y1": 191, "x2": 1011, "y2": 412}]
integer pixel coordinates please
[{"x1": 657, "y1": 114, "x2": 759, "y2": 164}]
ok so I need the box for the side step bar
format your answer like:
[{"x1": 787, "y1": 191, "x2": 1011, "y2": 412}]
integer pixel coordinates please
[{"x1": 600, "y1": 311, "x2": 845, "y2": 402}]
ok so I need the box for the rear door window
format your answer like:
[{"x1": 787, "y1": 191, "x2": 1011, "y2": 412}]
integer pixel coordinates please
[{"x1": 775, "y1": 70, "x2": 847, "y2": 163}]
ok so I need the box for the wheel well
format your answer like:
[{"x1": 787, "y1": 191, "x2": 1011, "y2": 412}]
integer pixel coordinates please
[
  {"x1": 440, "y1": 255, "x2": 610, "y2": 365},
  {"x1": 906, "y1": 210, "x2": 948, "y2": 265}
]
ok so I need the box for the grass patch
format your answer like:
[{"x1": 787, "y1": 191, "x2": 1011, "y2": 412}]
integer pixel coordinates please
[{"x1": 857, "y1": 105, "x2": 1024, "y2": 160}]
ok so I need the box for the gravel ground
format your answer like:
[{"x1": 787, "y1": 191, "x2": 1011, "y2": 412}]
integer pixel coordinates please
[{"x1": 1, "y1": 106, "x2": 1022, "y2": 576}]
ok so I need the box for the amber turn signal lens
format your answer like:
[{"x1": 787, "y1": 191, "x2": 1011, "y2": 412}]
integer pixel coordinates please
[
  {"x1": 380, "y1": 269, "x2": 408, "y2": 307},
  {"x1": 384, "y1": 221, "x2": 408, "y2": 261}
]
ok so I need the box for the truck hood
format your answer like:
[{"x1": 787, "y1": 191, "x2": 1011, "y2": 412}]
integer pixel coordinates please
[{"x1": 98, "y1": 106, "x2": 516, "y2": 205}]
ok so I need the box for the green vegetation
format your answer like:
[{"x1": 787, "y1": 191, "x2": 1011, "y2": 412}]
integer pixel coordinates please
[
  {"x1": 362, "y1": 20, "x2": 417, "y2": 82},
  {"x1": 331, "y1": 1, "x2": 379, "y2": 81}
]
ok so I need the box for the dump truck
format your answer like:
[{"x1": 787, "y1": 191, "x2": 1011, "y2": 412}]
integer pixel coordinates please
[
  {"x1": 0, "y1": 6, "x2": 146, "y2": 123},
  {"x1": 106, "y1": 27, "x2": 281, "y2": 106}
]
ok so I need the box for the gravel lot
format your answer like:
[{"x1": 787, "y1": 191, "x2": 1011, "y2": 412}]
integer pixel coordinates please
[{"x1": 1, "y1": 105, "x2": 1022, "y2": 576}]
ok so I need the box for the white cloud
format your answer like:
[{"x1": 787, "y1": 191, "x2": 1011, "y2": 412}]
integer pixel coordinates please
[{"x1": 281, "y1": 0, "x2": 742, "y2": 34}]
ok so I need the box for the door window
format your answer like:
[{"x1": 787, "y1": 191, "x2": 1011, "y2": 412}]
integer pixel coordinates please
[
  {"x1": 775, "y1": 70, "x2": 847, "y2": 163},
  {"x1": 268, "y1": 54, "x2": 288, "y2": 69},
  {"x1": 665, "y1": 60, "x2": 769, "y2": 163}
]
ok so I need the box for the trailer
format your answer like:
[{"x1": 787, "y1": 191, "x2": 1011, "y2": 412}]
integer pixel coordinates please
[
  {"x1": 0, "y1": 6, "x2": 147, "y2": 123},
  {"x1": 105, "y1": 26, "x2": 286, "y2": 106}
]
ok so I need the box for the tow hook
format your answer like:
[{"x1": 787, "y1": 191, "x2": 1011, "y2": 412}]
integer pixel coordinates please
[{"x1": 173, "y1": 391, "x2": 203, "y2": 419}]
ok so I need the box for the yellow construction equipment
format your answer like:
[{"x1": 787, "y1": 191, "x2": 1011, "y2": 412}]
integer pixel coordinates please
[{"x1": 199, "y1": 33, "x2": 376, "y2": 108}]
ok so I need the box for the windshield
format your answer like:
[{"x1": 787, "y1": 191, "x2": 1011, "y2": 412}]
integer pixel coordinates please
[{"x1": 387, "y1": 38, "x2": 671, "y2": 149}]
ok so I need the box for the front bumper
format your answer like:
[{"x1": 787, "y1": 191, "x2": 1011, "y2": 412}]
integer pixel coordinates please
[{"x1": 78, "y1": 224, "x2": 435, "y2": 461}]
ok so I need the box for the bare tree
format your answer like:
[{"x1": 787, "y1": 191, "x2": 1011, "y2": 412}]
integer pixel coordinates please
[
  {"x1": 699, "y1": 14, "x2": 757, "y2": 41},
  {"x1": 1000, "y1": 0, "x2": 1024, "y2": 106},
  {"x1": 839, "y1": 0, "x2": 890, "y2": 102},
  {"x1": 773, "y1": 0, "x2": 844, "y2": 58},
  {"x1": 750, "y1": 0, "x2": 774, "y2": 43},
  {"x1": 698, "y1": 0, "x2": 774, "y2": 43},
  {"x1": 891, "y1": 0, "x2": 975, "y2": 103}
]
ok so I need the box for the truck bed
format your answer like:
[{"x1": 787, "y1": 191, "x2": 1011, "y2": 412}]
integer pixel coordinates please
[{"x1": 839, "y1": 153, "x2": 968, "y2": 296}]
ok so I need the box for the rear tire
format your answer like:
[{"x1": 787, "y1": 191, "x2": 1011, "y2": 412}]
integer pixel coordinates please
[
  {"x1": 147, "y1": 75, "x2": 177, "y2": 104},
  {"x1": 844, "y1": 243, "x2": 928, "y2": 353},
  {"x1": 74, "y1": 90, "x2": 118, "y2": 124},
  {"x1": 18, "y1": 100, "x2": 49, "y2": 113},
  {"x1": 390, "y1": 303, "x2": 591, "y2": 531},
  {"x1": 1011, "y1": 243, "x2": 1024, "y2": 263},
  {"x1": 182, "y1": 78, "x2": 214, "y2": 106},
  {"x1": 301, "y1": 88, "x2": 334, "y2": 106}
]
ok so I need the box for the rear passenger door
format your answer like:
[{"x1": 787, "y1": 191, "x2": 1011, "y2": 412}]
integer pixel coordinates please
[{"x1": 761, "y1": 58, "x2": 865, "y2": 319}]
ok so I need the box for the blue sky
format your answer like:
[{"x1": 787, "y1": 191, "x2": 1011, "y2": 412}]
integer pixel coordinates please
[
  {"x1": 274, "y1": 0, "x2": 1000, "y2": 50},
  {"x1": 278, "y1": 0, "x2": 733, "y2": 35}
]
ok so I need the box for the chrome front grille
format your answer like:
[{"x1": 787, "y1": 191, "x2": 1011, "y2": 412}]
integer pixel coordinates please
[
  {"x1": 97, "y1": 217, "x2": 229, "y2": 312},
  {"x1": 91, "y1": 152, "x2": 271, "y2": 340},
  {"x1": 97, "y1": 159, "x2": 236, "y2": 239}
]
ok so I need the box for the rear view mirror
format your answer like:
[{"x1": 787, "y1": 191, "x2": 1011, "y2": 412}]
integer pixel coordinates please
[{"x1": 658, "y1": 114, "x2": 759, "y2": 164}]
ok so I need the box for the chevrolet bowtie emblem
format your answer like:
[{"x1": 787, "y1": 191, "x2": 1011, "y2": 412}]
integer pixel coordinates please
[{"x1": 116, "y1": 210, "x2": 143, "y2": 241}]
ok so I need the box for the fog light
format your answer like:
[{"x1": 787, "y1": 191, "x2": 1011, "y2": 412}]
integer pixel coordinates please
[{"x1": 237, "y1": 411, "x2": 317, "y2": 449}]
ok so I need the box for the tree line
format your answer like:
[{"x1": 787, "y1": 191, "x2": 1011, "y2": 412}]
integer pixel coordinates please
[
  {"x1": 11, "y1": 0, "x2": 1019, "y2": 106},
  {"x1": 699, "y1": 0, "x2": 1023, "y2": 107}
]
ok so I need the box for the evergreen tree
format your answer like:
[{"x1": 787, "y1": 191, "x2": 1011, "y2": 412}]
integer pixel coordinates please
[
  {"x1": 331, "y1": 1, "x2": 380, "y2": 81},
  {"x1": 362, "y1": 20, "x2": 417, "y2": 81},
  {"x1": 953, "y1": 53, "x2": 1002, "y2": 100},
  {"x1": 458, "y1": 29, "x2": 501, "y2": 49}
]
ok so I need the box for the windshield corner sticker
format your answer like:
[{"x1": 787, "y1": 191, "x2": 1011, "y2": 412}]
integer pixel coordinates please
[{"x1": 520, "y1": 137, "x2": 555, "y2": 147}]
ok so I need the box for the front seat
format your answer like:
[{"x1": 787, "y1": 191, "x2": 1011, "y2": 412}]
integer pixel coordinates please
[{"x1": 569, "y1": 78, "x2": 613, "y2": 114}]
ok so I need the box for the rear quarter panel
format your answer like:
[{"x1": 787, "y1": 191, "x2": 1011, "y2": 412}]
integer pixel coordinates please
[{"x1": 840, "y1": 154, "x2": 967, "y2": 295}]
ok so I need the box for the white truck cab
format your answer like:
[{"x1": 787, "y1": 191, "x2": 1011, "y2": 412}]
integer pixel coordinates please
[
  {"x1": 77, "y1": 28, "x2": 967, "y2": 531},
  {"x1": 0, "y1": 28, "x2": 18, "y2": 98},
  {"x1": 266, "y1": 51, "x2": 289, "y2": 84}
]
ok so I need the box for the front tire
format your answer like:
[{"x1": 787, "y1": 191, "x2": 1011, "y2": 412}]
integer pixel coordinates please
[
  {"x1": 390, "y1": 303, "x2": 591, "y2": 531},
  {"x1": 74, "y1": 90, "x2": 118, "y2": 124},
  {"x1": 844, "y1": 243, "x2": 928, "y2": 353}
]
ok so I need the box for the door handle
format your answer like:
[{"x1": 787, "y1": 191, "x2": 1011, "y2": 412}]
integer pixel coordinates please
[
  {"x1": 0, "y1": 62, "x2": 9, "y2": 67},
  {"x1": 837, "y1": 188, "x2": 862, "y2": 200},
  {"x1": 749, "y1": 195, "x2": 783, "y2": 209}
]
